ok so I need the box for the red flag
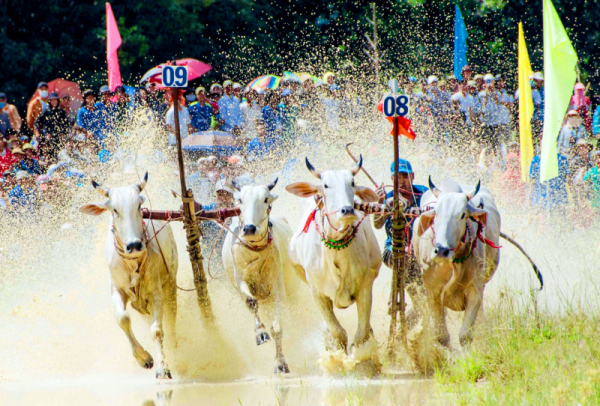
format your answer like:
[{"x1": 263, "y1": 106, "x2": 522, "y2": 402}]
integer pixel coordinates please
[
  {"x1": 106, "y1": 3, "x2": 122, "y2": 91},
  {"x1": 377, "y1": 99, "x2": 417, "y2": 140}
]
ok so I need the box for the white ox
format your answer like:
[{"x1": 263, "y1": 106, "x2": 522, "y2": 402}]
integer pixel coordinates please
[
  {"x1": 79, "y1": 173, "x2": 178, "y2": 379},
  {"x1": 412, "y1": 178, "x2": 499, "y2": 348},
  {"x1": 286, "y1": 157, "x2": 381, "y2": 355},
  {"x1": 222, "y1": 178, "x2": 300, "y2": 374}
]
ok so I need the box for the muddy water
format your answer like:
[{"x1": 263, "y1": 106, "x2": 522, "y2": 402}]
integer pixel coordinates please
[
  {"x1": 0, "y1": 375, "x2": 435, "y2": 405},
  {"x1": 1, "y1": 116, "x2": 598, "y2": 405}
]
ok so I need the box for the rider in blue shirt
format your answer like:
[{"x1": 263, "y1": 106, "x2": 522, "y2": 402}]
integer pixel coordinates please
[{"x1": 373, "y1": 159, "x2": 428, "y2": 283}]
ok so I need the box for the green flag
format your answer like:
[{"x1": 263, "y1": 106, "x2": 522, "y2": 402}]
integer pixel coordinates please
[{"x1": 540, "y1": 0, "x2": 578, "y2": 181}]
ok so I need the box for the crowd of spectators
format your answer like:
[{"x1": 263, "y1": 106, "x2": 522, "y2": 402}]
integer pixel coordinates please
[{"x1": 1, "y1": 67, "x2": 600, "y2": 217}]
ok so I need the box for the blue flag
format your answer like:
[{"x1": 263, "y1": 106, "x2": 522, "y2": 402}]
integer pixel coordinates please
[{"x1": 454, "y1": 5, "x2": 468, "y2": 80}]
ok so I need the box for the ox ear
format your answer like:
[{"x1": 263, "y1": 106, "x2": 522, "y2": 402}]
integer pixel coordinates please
[
  {"x1": 469, "y1": 207, "x2": 487, "y2": 226},
  {"x1": 355, "y1": 186, "x2": 379, "y2": 203},
  {"x1": 79, "y1": 201, "x2": 109, "y2": 216},
  {"x1": 268, "y1": 193, "x2": 279, "y2": 203},
  {"x1": 416, "y1": 210, "x2": 435, "y2": 237},
  {"x1": 286, "y1": 182, "x2": 319, "y2": 198}
]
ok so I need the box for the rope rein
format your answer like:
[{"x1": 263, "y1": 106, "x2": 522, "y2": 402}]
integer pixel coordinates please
[{"x1": 428, "y1": 216, "x2": 502, "y2": 264}]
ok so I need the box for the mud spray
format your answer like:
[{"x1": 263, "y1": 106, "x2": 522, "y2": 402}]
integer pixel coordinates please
[{"x1": 2, "y1": 27, "x2": 600, "y2": 406}]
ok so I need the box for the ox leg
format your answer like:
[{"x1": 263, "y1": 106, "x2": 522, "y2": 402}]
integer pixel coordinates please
[
  {"x1": 354, "y1": 284, "x2": 374, "y2": 348},
  {"x1": 163, "y1": 283, "x2": 178, "y2": 347},
  {"x1": 245, "y1": 294, "x2": 270, "y2": 345},
  {"x1": 428, "y1": 293, "x2": 450, "y2": 348},
  {"x1": 112, "y1": 287, "x2": 153, "y2": 369},
  {"x1": 459, "y1": 286, "x2": 483, "y2": 348},
  {"x1": 314, "y1": 292, "x2": 347, "y2": 352},
  {"x1": 266, "y1": 287, "x2": 289, "y2": 374},
  {"x1": 151, "y1": 299, "x2": 171, "y2": 379},
  {"x1": 151, "y1": 275, "x2": 171, "y2": 380}
]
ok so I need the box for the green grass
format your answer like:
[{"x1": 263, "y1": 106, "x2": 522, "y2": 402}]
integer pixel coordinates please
[{"x1": 434, "y1": 296, "x2": 600, "y2": 405}]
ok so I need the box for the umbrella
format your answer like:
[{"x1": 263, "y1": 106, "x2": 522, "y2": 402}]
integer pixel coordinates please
[
  {"x1": 247, "y1": 75, "x2": 281, "y2": 91},
  {"x1": 282, "y1": 71, "x2": 302, "y2": 83},
  {"x1": 294, "y1": 72, "x2": 320, "y2": 84},
  {"x1": 28, "y1": 78, "x2": 83, "y2": 112},
  {"x1": 140, "y1": 58, "x2": 212, "y2": 89}
]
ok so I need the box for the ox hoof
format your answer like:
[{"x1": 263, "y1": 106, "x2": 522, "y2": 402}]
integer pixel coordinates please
[
  {"x1": 275, "y1": 361, "x2": 290, "y2": 374},
  {"x1": 156, "y1": 367, "x2": 172, "y2": 380},
  {"x1": 135, "y1": 350, "x2": 154, "y2": 369},
  {"x1": 256, "y1": 331, "x2": 271, "y2": 346}
]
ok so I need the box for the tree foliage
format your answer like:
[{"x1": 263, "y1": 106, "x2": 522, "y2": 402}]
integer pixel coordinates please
[{"x1": 1, "y1": 0, "x2": 598, "y2": 111}]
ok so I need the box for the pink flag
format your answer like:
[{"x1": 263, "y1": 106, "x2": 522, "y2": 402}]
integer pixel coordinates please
[{"x1": 106, "y1": 3, "x2": 122, "y2": 91}]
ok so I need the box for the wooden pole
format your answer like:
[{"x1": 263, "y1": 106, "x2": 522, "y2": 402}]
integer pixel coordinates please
[
  {"x1": 171, "y1": 87, "x2": 213, "y2": 322},
  {"x1": 387, "y1": 100, "x2": 407, "y2": 361}
]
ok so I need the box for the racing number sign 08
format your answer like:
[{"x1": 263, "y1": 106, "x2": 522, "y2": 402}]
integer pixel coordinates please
[
  {"x1": 163, "y1": 66, "x2": 188, "y2": 88},
  {"x1": 383, "y1": 94, "x2": 410, "y2": 117}
]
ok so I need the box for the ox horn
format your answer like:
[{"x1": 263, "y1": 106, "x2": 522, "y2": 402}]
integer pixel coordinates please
[
  {"x1": 305, "y1": 157, "x2": 322, "y2": 179},
  {"x1": 466, "y1": 180, "x2": 481, "y2": 200},
  {"x1": 91, "y1": 180, "x2": 109, "y2": 197},
  {"x1": 428, "y1": 176, "x2": 441, "y2": 198},
  {"x1": 267, "y1": 177, "x2": 279, "y2": 191},
  {"x1": 351, "y1": 154, "x2": 363, "y2": 176},
  {"x1": 231, "y1": 179, "x2": 240, "y2": 191},
  {"x1": 136, "y1": 172, "x2": 148, "y2": 192}
]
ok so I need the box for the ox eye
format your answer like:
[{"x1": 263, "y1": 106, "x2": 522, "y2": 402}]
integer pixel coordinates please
[
  {"x1": 351, "y1": 180, "x2": 355, "y2": 187},
  {"x1": 461, "y1": 213, "x2": 465, "y2": 219},
  {"x1": 264, "y1": 198, "x2": 268, "y2": 203},
  {"x1": 324, "y1": 184, "x2": 329, "y2": 189},
  {"x1": 113, "y1": 209, "x2": 118, "y2": 216}
]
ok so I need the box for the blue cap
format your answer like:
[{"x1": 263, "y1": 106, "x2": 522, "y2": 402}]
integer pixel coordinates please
[
  {"x1": 408, "y1": 76, "x2": 417, "y2": 82},
  {"x1": 390, "y1": 159, "x2": 413, "y2": 174},
  {"x1": 100, "y1": 85, "x2": 110, "y2": 93},
  {"x1": 330, "y1": 84, "x2": 341, "y2": 91},
  {"x1": 37, "y1": 82, "x2": 48, "y2": 89},
  {"x1": 281, "y1": 89, "x2": 293, "y2": 97}
]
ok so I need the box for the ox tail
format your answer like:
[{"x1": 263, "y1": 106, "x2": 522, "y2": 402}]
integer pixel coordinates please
[{"x1": 500, "y1": 232, "x2": 543, "y2": 291}]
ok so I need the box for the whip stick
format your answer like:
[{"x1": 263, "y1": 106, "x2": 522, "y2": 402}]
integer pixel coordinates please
[
  {"x1": 345, "y1": 142, "x2": 379, "y2": 188},
  {"x1": 172, "y1": 86, "x2": 213, "y2": 322}
]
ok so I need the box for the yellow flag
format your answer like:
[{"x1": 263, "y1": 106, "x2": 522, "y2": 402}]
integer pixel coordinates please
[
  {"x1": 540, "y1": 0, "x2": 578, "y2": 181},
  {"x1": 518, "y1": 23, "x2": 534, "y2": 182}
]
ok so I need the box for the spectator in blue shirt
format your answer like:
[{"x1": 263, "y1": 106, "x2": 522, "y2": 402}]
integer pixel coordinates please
[
  {"x1": 592, "y1": 101, "x2": 600, "y2": 140},
  {"x1": 95, "y1": 86, "x2": 116, "y2": 135},
  {"x1": 529, "y1": 153, "x2": 569, "y2": 210},
  {"x1": 189, "y1": 87, "x2": 214, "y2": 132},
  {"x1": 75, "y1": 90, "x2": 106, "y2": 147},
  {"x1": 278, "y1": 89, "x2": 299, "y2": 142},
  {"x1": 217, "y1": 80, "x2": 243, "y2": 134},
  {"x1": 246, "y1": 117, "x2": 281, "y2": 161},
  {"x1": 19, "y1": 144, "x2": 42, "y2": 175},
  {"x1": 262, "y1": 92, "x2": 282, "y2": 138}
]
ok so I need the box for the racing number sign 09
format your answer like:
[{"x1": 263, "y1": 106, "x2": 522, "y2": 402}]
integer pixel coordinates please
[
  {"x1": 383, "y1": 94, "x2": 410, "y2": 117},
  {"x1": 162, "y1": 66, "x2": 188, "y2": 88}
]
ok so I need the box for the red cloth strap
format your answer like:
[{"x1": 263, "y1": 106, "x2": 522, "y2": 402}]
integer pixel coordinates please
[{"x1": 303, "y1": 209, "x2": 318, "y2": 233}]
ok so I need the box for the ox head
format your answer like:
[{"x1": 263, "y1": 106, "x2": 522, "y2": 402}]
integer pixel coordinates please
[
  {"x1": 285, "y1": 156, "x2": 379, "y2": 227},
  {"x1": 79, "y1": 173, "x2": 148, "y2": 255},
  {"x1": 417, "y1": 177, "x2": 487, "y2": 262},
  {"x1": 235, "y1": 178, "x2": 278, "y2": 241}
]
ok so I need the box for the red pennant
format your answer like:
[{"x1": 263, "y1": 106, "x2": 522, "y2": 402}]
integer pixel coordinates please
[{"x1": 377, "y1": 98, "x2": 417, "y2": 140}]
